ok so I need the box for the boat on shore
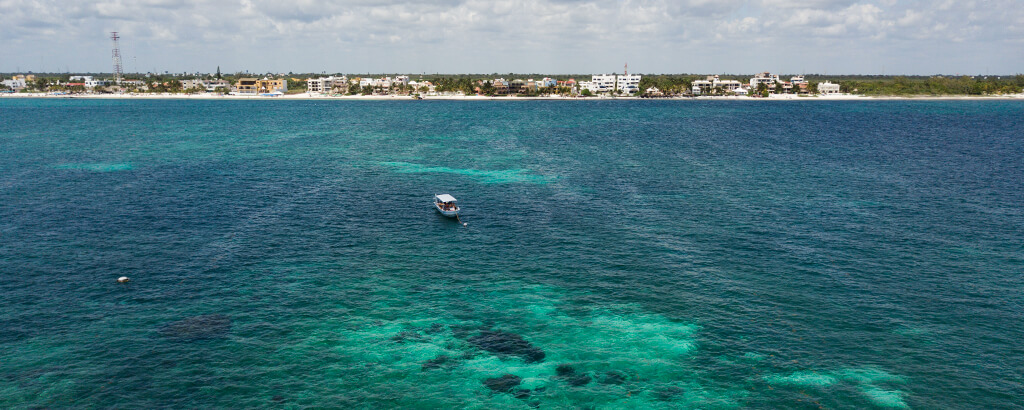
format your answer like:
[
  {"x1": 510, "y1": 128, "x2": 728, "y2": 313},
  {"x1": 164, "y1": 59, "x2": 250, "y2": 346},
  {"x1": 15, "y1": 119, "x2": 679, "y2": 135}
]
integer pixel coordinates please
[{"x1": 434, "y1": 194, "x2": 460, "y2": 217}]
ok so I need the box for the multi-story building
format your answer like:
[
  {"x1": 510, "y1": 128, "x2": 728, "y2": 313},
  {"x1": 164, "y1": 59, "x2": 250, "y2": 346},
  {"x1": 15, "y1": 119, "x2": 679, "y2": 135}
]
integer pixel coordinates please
[
  {"x1": 235, "y1": 78, "x2": 258, "y2": 94},
  {"x1": 202, "y1": 79, "x2": 231, "y2": 91},
  {"x1": 617, "y1": 74, "x2": 641, "y2": 95},
  {"x1": 180, "y1": 79, "x2": 203, "y2": 89},
  {"x1": 84, "y1": 79, "x2": 110, "y2": 89},
  {"x1": 2, "y1": 77, "x2": 27, "y2": 89},
  {"x1": 749, "y1": 72, "x2": 780, "y2": 89},
  {"x1": 589, "y1": 74, "x2": 616, "y2": 93},
  {"x1": 693, "y1": 75, "x2": 743, "y2": 95},
  {"x1": 306, "y1": 76, "x2": 347, "y2": 94},
  {"x1": 256, "y1": 78, "x2": 286, "y2": 94},
  {"x1": 818, "y1": 81, "x2": 841, "y2": 94},
  {"x1": 692, "y1": 79, "x2": 712, "y2": 95}
]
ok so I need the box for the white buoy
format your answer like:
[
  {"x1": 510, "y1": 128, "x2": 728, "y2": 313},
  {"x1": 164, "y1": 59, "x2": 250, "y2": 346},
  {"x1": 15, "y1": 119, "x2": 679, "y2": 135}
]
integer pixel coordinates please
[
  {"x1": 117, "y1": 276, "x2": 130, "y2": 283},
  {"x1": 463, "y1": 223, "x2": 468, "y2": 226}
]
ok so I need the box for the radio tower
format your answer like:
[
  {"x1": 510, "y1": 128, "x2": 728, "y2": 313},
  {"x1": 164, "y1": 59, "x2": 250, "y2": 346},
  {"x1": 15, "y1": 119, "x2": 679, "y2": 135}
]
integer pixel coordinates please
[{"x1": 110, "y1": 32, "x2": 123, "y2": 84}]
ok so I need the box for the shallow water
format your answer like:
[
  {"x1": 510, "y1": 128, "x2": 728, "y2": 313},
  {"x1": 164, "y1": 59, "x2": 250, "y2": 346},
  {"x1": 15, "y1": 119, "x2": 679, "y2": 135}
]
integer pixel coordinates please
[{"x1": 1, "y1": 99, "x2": 1022, "y2": 408}]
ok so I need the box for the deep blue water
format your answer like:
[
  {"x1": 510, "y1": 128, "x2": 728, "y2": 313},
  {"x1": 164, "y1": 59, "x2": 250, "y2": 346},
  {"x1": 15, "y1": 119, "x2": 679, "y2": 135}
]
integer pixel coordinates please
[{"x1": 1, "y1": 98, "x2": 1022, "y2": 408}]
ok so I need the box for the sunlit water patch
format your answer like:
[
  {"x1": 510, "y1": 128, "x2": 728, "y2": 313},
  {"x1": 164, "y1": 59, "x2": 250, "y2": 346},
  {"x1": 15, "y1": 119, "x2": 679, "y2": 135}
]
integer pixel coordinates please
[
  {"x1": 378, "y1": 161, "x2": 552, "y2": 184},
  {"x1": 54, "y1": 162, "x2": 133, "y2": 172}
]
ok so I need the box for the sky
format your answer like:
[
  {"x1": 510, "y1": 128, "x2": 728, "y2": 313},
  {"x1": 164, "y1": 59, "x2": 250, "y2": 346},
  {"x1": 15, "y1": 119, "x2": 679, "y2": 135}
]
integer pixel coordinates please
[{"x1": 1, "y1": 0, "x2": 1022, "y2": 75}]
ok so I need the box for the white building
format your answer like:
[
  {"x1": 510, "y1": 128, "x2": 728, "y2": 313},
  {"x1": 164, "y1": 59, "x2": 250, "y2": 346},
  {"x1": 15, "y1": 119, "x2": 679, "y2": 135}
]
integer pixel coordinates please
[
  {"x1": 589, "y1": 74, "x2": 616, "y2": 93},
  {"x1": 818, "y1": 81, "x2": 841, "y2": 94},
  {"x1": 408, "y1": 80, "x2": 435, "y2": 93},
  {"x1": 180, "y1": 79, "x2": 203, "y2": 89},
  {"x1": 750, "y1": 72, "x2": 781, "y2": 89},
  {"x1": 790, "y1": 75, "x2": 807, "y2": 84},
  {"x1": 201, "y1": 79, "x2": 231, "y2": 91},
  {"x1": 2, "y1": 78, "x2": 27, "y2": 89},
  {"x1": 692, "y1": 79, "x2": 712, "y2": 95},
  {"x1": 617, "y1": 74, "x2": 641, "y2": 94},
  {"x1": 693, "y1": 75, "x2": 743, "y2": 95},
  {"x1": 306, "y1": 76, "x2": 347, "y2": 94},
  {"x1": 85, "y1": 79, "x2": 110, "y2": 89}
]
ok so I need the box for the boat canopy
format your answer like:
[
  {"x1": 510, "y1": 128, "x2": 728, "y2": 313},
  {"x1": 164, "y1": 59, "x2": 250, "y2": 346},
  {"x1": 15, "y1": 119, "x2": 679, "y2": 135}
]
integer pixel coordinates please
[{"x1": 435, "y1": 194, "x2": 457, "y2": 203}]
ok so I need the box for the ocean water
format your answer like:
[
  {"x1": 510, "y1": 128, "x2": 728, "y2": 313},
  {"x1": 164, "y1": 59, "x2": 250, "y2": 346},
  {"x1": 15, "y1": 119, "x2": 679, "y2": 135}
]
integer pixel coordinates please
[{"x1": 1, "y1": 98, "x2": 1022, "y2": 408}]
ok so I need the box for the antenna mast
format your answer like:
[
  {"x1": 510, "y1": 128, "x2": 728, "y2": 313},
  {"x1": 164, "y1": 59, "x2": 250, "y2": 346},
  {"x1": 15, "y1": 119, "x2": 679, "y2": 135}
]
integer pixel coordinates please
[{"x1": 110, "y1": 32, "x2": 123, "y2": 84}]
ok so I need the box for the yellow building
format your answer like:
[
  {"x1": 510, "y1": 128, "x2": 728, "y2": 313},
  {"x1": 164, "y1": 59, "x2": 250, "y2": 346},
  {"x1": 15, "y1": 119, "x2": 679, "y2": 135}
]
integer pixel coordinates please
[
  {"x1": 235, "y1": 78, "x2": 258, "y2": 94},
  {"x1": 256, "y1": 78, "x2": 286, "y2": 94}
]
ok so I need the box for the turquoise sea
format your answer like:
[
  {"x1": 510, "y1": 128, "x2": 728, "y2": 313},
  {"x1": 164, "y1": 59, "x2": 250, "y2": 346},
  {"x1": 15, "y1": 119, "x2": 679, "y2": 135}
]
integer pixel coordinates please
[{"x1": 1, "y1": 99, "x2": 1022, "y2": 408}]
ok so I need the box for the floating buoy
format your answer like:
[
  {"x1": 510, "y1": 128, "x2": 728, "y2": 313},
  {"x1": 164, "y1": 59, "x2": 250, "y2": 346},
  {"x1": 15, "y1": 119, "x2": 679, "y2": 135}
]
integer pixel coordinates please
[
  {"x1": 117, "y1": 276, "x2": 130, "y2": 283},
  {"x1": 463, "y1": 223, "x2": 468, "y2": 227}
]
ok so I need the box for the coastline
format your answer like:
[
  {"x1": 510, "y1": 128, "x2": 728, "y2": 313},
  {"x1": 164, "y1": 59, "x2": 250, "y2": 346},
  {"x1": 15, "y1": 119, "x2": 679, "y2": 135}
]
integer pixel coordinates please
[{"x1": 2, "y1": 92, "x2": 1023, "y2": 101}]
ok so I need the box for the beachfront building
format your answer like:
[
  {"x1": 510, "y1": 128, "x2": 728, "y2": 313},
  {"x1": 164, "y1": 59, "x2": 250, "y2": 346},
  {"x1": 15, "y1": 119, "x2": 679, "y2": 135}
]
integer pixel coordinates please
[
  {"x1": 2, "y1": 77, "x2": 27, "y2": 89},
  {"x1": 693, "y1": 75, "x2": 743, "y2": 95},
  {"x1": 790, "y1": 75, "x2": 807, "y2": 84},
  {"x1": 306, "y1": 76, "x2": 347, "y2": 94},
  {"x1": 692, "y1": 79, "x2": 712, "y2": 95},
  {"x1": 750, "y1": 72, "x2": 781, "y2": 90},
  {"x1": 180, "y1": 79, "x2": 203, "y2": 90},
  {"x1": 590, "y1": 74, "x2": 616, "y2": 93},
  {"x1": 85, "y1": 79, "x2": 110, "y2": 89},
  {"x1": 256, "y1": 78, "x2": 287, "y2": 94},
  {"x1": 408, "y1": 80, "x2": 435, "y2": 94},
  {"x1": 306, "y1": 77, "x2": 331, "y2": 93},
  {"x1": 818, "y1": 81, "x2": 841, "y2": 95},
  {"x1": 617, "y1": 74, "x2": 641, "y2": 95},
  {"x1": 581, "y1": 80, "x2": 598, "y2": 93},
  {"x1": 234, "y1": 78, "x2": 258, "y2": 94},
  {"x1": 202, "y1": 79, "x2": 231, "y2": 91}
]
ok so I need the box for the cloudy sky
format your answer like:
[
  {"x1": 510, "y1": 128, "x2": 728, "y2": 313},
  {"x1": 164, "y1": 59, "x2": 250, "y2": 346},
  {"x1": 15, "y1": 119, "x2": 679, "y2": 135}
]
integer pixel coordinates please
[{"x1": 2, "y1": 0, "x2": 1022, "y2": 75}]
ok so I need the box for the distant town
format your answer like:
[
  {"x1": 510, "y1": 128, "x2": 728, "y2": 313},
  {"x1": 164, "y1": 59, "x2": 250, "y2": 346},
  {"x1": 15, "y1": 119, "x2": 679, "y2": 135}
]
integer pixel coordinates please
[{"x1": 2, "y1": 70, "x2": 1023, "y2": 98}]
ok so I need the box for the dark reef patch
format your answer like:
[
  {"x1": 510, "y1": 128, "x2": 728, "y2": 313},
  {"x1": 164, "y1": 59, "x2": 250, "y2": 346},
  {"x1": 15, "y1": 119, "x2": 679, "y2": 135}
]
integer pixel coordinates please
[
  {"x1": 483, "y1": 374, "x2": 522, "y2": 393},
  {"x1": 468, "y1": 330, "x2": 545, "y2": 363},
  {"x1": 421, "y1": 355, "x2": 453, "y2": 371}
]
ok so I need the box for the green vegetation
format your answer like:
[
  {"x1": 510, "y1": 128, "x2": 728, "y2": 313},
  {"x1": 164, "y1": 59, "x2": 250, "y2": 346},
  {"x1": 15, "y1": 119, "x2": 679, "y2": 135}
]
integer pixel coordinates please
[
  {"x1": 638, "y1": 75, "x2": 699, "y2": 95},
  {"x1": 828, "y1": 75, "x2": 1024, "y2": 96}
]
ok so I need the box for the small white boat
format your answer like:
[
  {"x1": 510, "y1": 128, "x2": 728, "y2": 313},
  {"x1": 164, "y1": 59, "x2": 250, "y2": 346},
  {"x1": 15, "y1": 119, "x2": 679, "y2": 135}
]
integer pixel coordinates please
[{"x1": 434, "y1": 194, "x2": 460, "y2": 217}]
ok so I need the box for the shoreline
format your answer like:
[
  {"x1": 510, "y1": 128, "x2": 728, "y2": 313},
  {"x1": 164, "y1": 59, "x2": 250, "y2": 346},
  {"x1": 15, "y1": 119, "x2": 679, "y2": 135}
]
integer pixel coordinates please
[{"x1": 2, "y1": 92, "x2": 1023, "y2": 101}]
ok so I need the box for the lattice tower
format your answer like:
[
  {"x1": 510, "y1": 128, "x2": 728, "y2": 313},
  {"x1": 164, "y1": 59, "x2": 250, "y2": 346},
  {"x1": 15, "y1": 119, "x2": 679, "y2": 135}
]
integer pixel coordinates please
[{"x1": 110, "y1": 32, "x2": 123, "y2": 84}]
